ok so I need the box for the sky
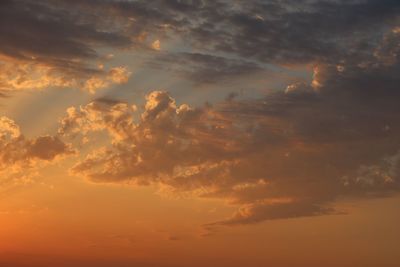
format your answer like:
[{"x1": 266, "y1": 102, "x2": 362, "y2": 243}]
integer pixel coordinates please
[{"x1": 0, "y1": 0, "x2": 400, "y2": 266}]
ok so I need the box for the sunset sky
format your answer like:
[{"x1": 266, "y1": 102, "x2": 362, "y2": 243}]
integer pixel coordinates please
[{"x1": 1, "y1": 0, "x2": 400, "y2": 266}]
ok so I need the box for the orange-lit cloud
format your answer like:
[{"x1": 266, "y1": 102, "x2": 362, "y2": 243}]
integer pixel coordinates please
[
  {"x1": 0, "y1": 59, "x2": 131, "y2": 93},
  {"x1": 58, "y1": 67, "x2": 400, "y2": 225},
  {"x1": 0, "y1": 116, "x2": 74, "y2": 189}
]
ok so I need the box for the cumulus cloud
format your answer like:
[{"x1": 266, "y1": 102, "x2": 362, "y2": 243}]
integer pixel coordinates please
[
  {"x1": 60, "y1": 91, "x2": 238, "y2": 184},
  {"x1": 56, "y1": 20, "x2": 400, "y2": 223},
  {"x1": 0, "y1": 116, "x2": 74, "y2": 189},
  {"x1": 59, "y1": 46, "x2": 400, "y2": 225}
]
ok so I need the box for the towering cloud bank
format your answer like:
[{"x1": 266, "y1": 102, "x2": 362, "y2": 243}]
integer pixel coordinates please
[{"x1": 59, "y1": 68, "x2": 400, "y2": 224}]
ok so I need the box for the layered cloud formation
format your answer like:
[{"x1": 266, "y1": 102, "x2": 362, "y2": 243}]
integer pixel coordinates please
[{"x1": 2, "y1": 0, "x2": 397, "y2": 94}]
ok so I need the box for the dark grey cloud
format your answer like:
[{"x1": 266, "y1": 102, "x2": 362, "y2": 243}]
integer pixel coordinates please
[
  {"x1": 0, "y1": 0, "x2": 128, "y2": 72},
  {"x1": 0, "y1": 0, "x2": 127, "y2": 60},
  {"x1": 0, "y1": 0, "x2": 159, "y2": 92},
  {"x1": 210, "y1": 202, "x2": 337, "y2": 225},
  {"x1": 183, "y1": 0, "x2": 400, "y2": 65},
  {"x1": 2, "y1": 0, "x2": 399, "y2": 87},
  {"x1": 145, "y1": 0, "x2": 399, "y2": 81},
  {"x1": 149, "y1": 52, "x2": 265, "y2": 84}
]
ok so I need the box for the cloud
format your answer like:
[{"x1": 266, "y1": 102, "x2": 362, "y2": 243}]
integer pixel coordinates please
[
  {"x1": 0, "y1": 116, "x2": 74, "y2": 189},
  {"x1": 151, "y1": 40, "x2": 161, "y2": 51},
  {"x1": 60, "y1": 90, "x2": 233, "y2": 184},
  {"x1": 211, "y1": 202, "x2": 336, "y2": 225},
  {"x1": 2, "y1": 0, "x2": 400, "y2": 225},
  {"x1": 148, "y1": 52, "x2": 265, "y2": 84},
  {"x1": 57, "y1": 20, "x2": 400, "y2": 223},
  {"x1": 82, "y1": 67, "x2": 131, "y2": 93},
  {"x1": 0, "y1": 0, "x2": 145, "y2": 93},
  {"x1": 61, "y1": 90, "x2": 347, "y2": 223},
  {"x1": 59, "y1": 49, "x2": 400, "y2": 224},
  {"x1": 2, "y1": 0, "x2": 398, "y2": 93},
  {"x1": 181, "y1": 0, "x2": 400, "y2": 65},
  {"x1": 0, "y1": 60, "x2": 131, "y2": 93}
]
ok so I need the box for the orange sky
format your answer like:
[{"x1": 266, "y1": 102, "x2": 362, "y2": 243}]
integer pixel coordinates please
[{"x1": 1, "y1": 1, "x2": 400, "y2": 266}]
